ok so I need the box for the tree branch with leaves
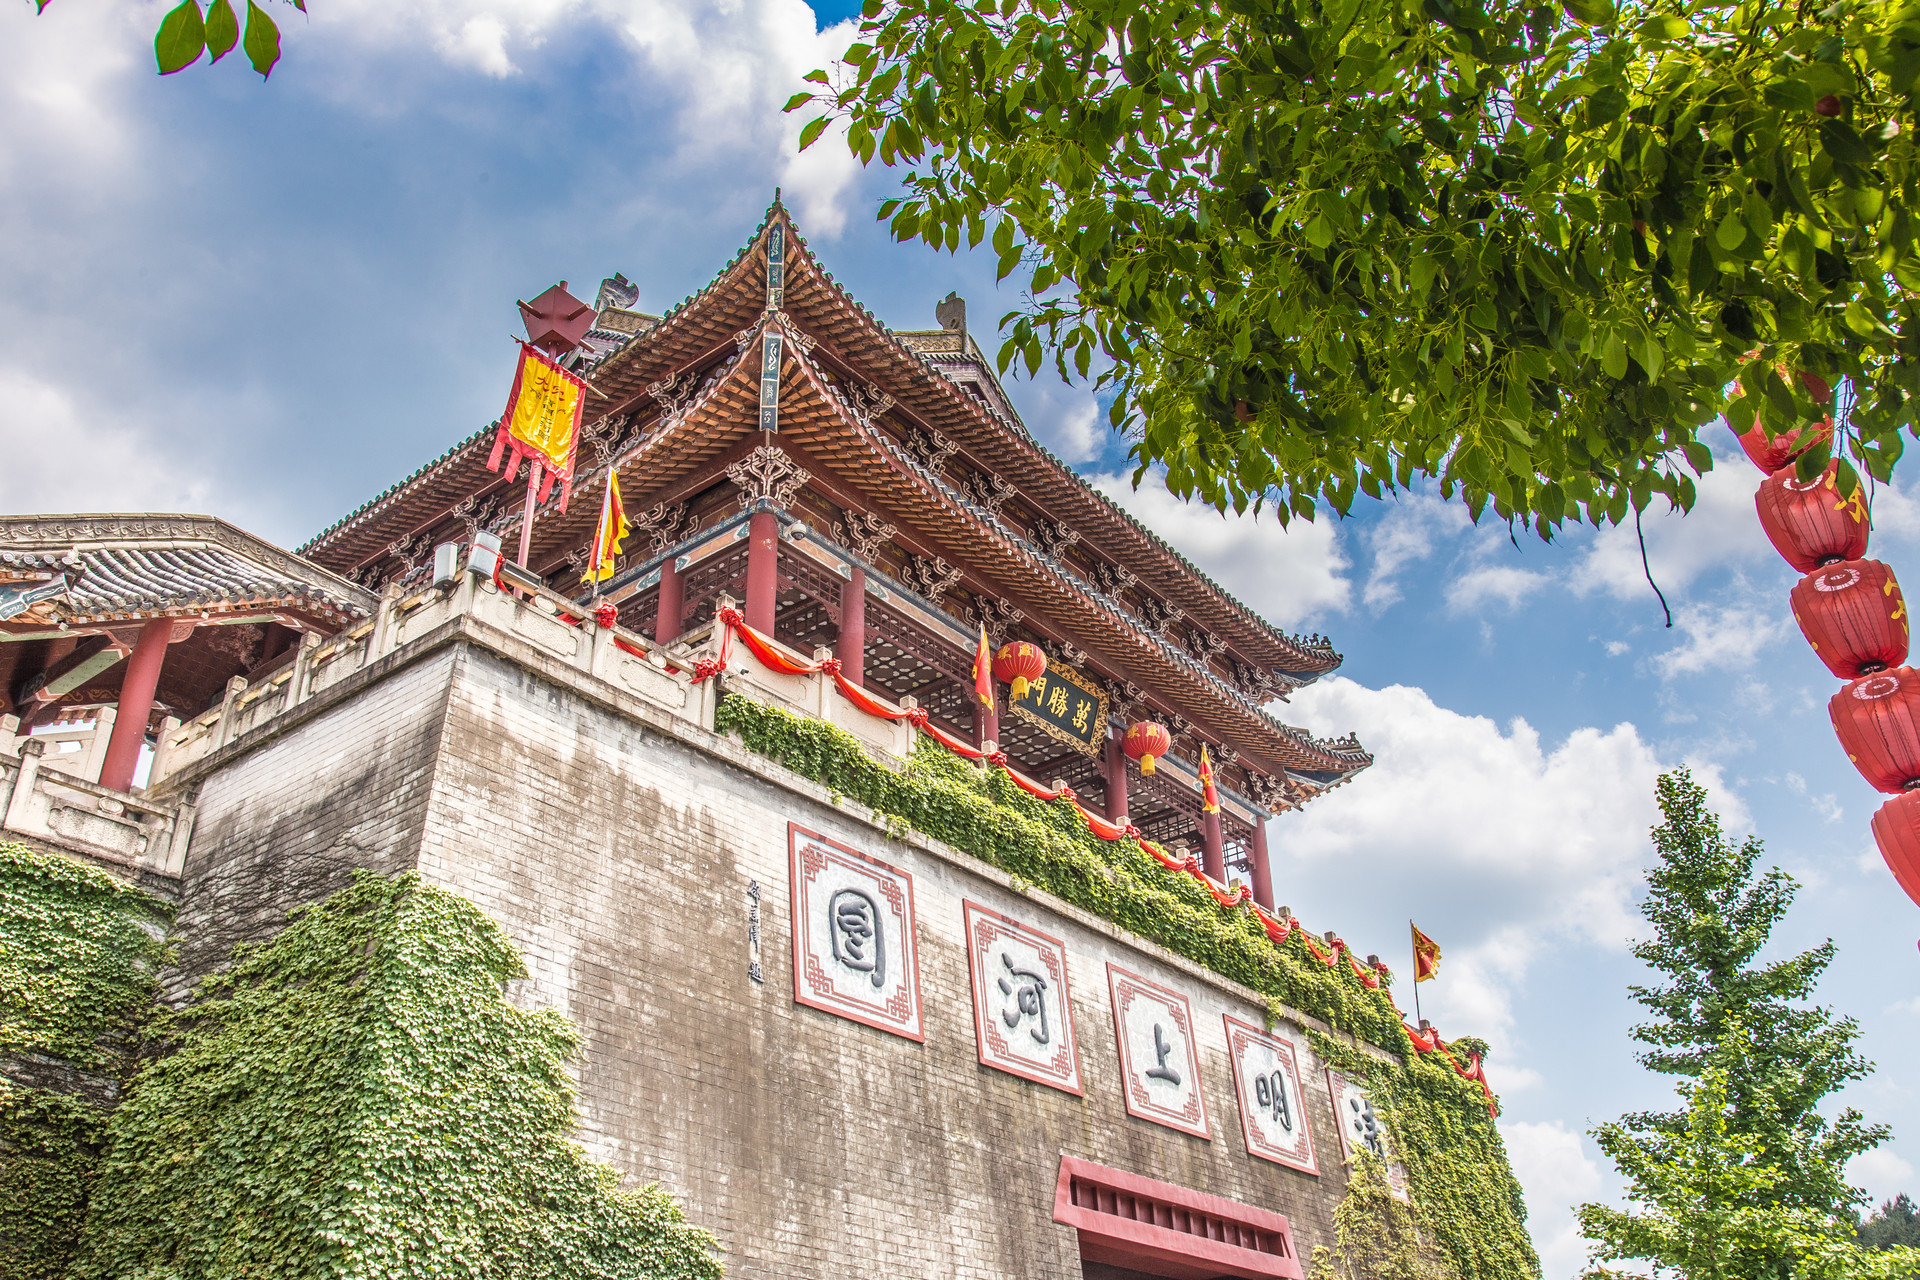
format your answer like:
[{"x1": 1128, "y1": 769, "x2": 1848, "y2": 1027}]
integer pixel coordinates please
[{"x1": 798, "y1": 0, "x2": 1920, "y2": 534}]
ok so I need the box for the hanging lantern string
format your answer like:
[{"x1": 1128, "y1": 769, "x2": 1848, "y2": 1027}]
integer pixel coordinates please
[{"x1": 1635, "y1": 504, "x2": 1674, "y2": 629}]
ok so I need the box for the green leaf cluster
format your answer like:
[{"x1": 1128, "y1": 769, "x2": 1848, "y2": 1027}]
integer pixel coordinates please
[
  {"x1": 152, "y1": 0, "x2": 288, "y2": 77},
  {"x1": 67, "y1": 869, "x2": 723, "y2": 1280},
  {"x1": 1, "y1": 840, "x2": 172, "y2": 1280},
  {"x1": 1577, "y1": 770, "x2": 1920, "y2": 1279},
  {"x1": 802, "y1": 0, "x2": 1920, "y2": 533},
  {"x1": 1307, "y1": 1150, "x2": 1461, "y2": 1280},
  {"x1": 715, "y1": 691, "x2": 1409, "y2": 1046}
]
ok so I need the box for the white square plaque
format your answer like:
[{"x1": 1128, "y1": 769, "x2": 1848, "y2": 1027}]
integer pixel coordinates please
[
  {"x1": 964, "y1": 901, "x2": 1082, "y2": 1095},
  {"x1": 788, "y1": 822, "x2": 923, "y2": 1042},
  {"x1": 1223, "y1": 1014, "x2": 1319, "y2": 1174},
  {"x1": 1107, "y1": 963, "x2": 1210, "y2": 1139},
  {"x1": 1325, "y1": 1067, "x2": 1408, "y2": 1197}
]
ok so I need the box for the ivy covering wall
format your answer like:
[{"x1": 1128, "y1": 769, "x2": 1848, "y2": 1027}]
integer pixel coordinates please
[
  {"x1": 68, "y1": 870, "x2": 721, "y2": 1280},
  {"x1": 715, "y1": 694, "x2": 1539, "y2": 1280},
  {"x1": 1, "y1": 839, "x2": 172, "y2": 1280}
]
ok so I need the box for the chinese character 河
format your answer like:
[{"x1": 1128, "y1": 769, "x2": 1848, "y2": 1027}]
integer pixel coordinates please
[{"x1": 996, "y1": 952, "x2": 1050, "y2": 1045}]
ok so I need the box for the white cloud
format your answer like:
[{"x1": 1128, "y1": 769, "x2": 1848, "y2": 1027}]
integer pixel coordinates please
[
  {"x1": 1851, "y1": 1148, "x2": 1916, "y2": 1204},
  {"x1": 0, "y1": 365, "x2": 213, "y2": 515},
  {"x1": 1652, "y1": 596, "x2": 1789, "y2": 679},
  {"x1": 439, "y1": 14, "x2": 519, "y2": 76},
  {"x1": 1364, "y1": 494, "x2": 1469, "y2": 608},
  {"x1": 1448, "y1": 564, "x2": 1550, "y2": 614},
  {"x1": 1605, "y1": 640, "x2": 1630, "y2": 657},
  {"x1": 1277, "y1": 677, "x2": 1744, "y2": 1065},
  {"x1": 1091, "y1": 471, "x2": 1351, "y2": 627},
  {"x1": 1501, "y1": 1120, "x2": 1604, "y2": 1280},
  {"x1": 1576, "y1": 444, "x2": 1773, "y2": 602}
]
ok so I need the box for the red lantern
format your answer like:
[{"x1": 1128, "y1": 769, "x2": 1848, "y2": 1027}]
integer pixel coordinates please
[
  {"x1": 1869, "y1": 792, "x2": 1920, "y2": 908},
  {"x1": 992, "y1": 641, "x2": 1047, "y2": 699},
  {"x1": 1791, "y1": 559, "x2": 1909, "y2": 678},
  {"x1": 1737, "y1": 417, "x2": 1834, "y2": 475},
  {"x1": 1829, "y1": 666, "x2": 1920, "y2": 794},
  {"x1": 1754, "y1": 463, "x2": 1868, "y2": 572},
  {"x1": 1122, "y1": 721, "x2": 1171, "y2": 775}
]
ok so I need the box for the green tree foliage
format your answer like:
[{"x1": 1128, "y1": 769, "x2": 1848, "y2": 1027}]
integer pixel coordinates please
[
  {"x1": 800, "y1": 0, "x2": 1920, "y2": 533},
  {"x1": 1862, "y1": 1195, "x2": 1920, "y2": 1251},
  {"x1": 69, "y1": 870, "x2": 722, "y2": 1280},
  {"x1": 1577, "y1": 770, "x2": 1920, "y2": 1279}
]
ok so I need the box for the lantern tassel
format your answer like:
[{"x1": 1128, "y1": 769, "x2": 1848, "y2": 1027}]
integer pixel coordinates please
[
  {"x1": 1141, "y1": 753, "x2": 1156, "y2": 775},
  {"x1": 1012, "y1": 676, "x2": 1030, "y2": 700}
]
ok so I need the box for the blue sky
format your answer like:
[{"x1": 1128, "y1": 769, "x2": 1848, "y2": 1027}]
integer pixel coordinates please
[{"x1": 4, "y1": 0, "x2": 1916, "y2": 1273}]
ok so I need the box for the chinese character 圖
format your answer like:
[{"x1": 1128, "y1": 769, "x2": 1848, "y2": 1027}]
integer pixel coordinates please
[
  {"x1": 1255, "y1": 1070, "x2": 1292, "y2": 1130},
  {"x1": 997, "y1": 952, "x2": 1050, "y2": 1045},
  {"x1": 1146, "y1": 1023, "x2": 1183, "y2": 1086},
  {"x1": 1070, "y1": 697, "x2": 1090, "y2": 732},
  {"x1": 828, "y1": 887, "x2": 886, "y2": 988},
  {"x1": 1047, "y1": 685, "x2": 1070, "y2": 716}
]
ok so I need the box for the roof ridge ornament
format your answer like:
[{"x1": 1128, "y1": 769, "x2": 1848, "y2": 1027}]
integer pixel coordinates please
[{"x1": 766, "y1": 220, "x2": 786, "y2": 311}]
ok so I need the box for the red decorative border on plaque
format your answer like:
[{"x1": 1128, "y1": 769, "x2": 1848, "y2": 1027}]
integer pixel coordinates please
[
  {"x1": 788, "y1": 822, "x2": 924, "y2": 1042},
  {"x1": 963, "y1": 901, "x2": 1082, "y2": 1095},
  {"x1": 1107, "y1": 963, "x2": 1210, "y2": 1140},
  {"x1": 1224, "y1": 1014, "x2": 1319, "y2": 1175}
]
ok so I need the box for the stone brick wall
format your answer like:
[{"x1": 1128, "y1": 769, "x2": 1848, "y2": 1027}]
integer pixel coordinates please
[{"x1": 168, "y1": 625, "x2": 1361, "y2": 1278}]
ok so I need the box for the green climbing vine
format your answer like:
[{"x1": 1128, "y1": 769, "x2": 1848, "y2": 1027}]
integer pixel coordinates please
[
  {"x1": 1311, "y1": 1031, "x2": 1539, "y2": 1280},
  {"x1": 716, "y1": 694, "x2": 1407, "y2": 1047},
  {"x1": 1308, "y1": 1152, "x2": 1458, "y2": 1280},
  {"x1": 68, "y1": 869, "x2": 721, "y2": 1280},
  {"x1": 1, "y1": 840, "x2": 173, "y2": 1280}
]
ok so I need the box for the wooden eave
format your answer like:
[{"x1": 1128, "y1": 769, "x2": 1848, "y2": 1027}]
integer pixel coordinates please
[
  {"x1": 588, "y1": 206, "x2": 1339, "y2": 679},
  {"x1": 562, "y1": 323, "x2": 1368, "y2": 782}
]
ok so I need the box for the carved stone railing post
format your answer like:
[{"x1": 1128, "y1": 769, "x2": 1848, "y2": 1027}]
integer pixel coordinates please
[
  {"x1": 370, "y1": 580, "x2": 405, "y2": 657},
  {"x1": 146, "y1": 716, "x2": 183, "y2": 790},
  {"x1": 80, "y1": 706, "x2": 115, "y2": 784},
  {"x1": 288, "y1": 631, "x2": 321, "y2": 709},
  {"x1": 161, "y1": 791, "x2": 198, "y2": 877},
  {"x1": 213, "y1": 676, "x2": 249, "y2": 750},
  {"x1": 4, "y1": 739, "x2": 44, "y2": 831}
]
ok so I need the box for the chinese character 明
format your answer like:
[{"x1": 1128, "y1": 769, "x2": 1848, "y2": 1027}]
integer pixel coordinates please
[
  {"x1": 996, "y1": 952, "x2": 1050, "y2": 1045},
  {"x1": 1070, "y1": 698, "x2": 1090, "y2": 732},
  {"x1": 1254, "y1": 1070, "x2": 1292, "y2": 1130},
  {"x1": 828, "y1": 887, "x2": 886, "y2": 988},
  {"x1": 1348, "y1": 1096, "x2": 1384, "y2": 1157},
  {"x1": 1146, "y1": 1023, "x2": 1183, "y2": 1086},
  {"x1": 1047, "y1": 686, "x2": 1070, "y2": 716}
]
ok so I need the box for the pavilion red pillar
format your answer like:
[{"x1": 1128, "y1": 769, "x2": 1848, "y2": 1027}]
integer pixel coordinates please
[
  {"x1": 1104, "y1": 735, "x2": 1129, "y2": 822},
  {"x1": 99, "y1": 619, "x2": 173, "y2": 793},
  {"x1": 1201, "y1": 809, "x2": 1225, "y2": 883},
  {"x1": 655, "y1": 556, "x2": 684, "y2": 645},
  {"x1": 1250, "y1": 817, "x2": 1274, "y2": 909},
  {"x1": 839, "y1": 567, "x2": 866, "y2": 687},
  {"x1": 745, "y1": 509, "x2": 779, "y2": 635}
]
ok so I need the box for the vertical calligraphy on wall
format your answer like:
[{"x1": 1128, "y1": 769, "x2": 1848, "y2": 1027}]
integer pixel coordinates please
[
  {"x1": 1223, "y1": 1014, "x2": 1318, "y2": 1174},
  {"x1": 787, "y1": 822, "x2": 924, "y2": 1042},
  {"x1": 963, "y1": 902, "x2": 1083, "y2": 1095},
  {"x1": 746, "y1": 880, "x2": 764, "y2": 985},
  {"x1": 1106, "y1": 964, "x2": 1210, "y2": 1139}
]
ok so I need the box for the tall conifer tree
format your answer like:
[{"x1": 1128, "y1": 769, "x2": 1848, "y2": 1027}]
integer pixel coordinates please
[{"x1": 1579, "y1": 770, "x2": 1918, "y2": 1279}]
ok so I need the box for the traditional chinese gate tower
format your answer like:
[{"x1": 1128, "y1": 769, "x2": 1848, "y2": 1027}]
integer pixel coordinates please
[{"x1": 299, "y1": 203, "x2": 1371, "y2": 893}]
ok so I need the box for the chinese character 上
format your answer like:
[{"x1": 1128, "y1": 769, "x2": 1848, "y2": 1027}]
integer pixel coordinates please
[{"x1": 1146, "y1": 1023, "x2": 1183, "y2": 1086}]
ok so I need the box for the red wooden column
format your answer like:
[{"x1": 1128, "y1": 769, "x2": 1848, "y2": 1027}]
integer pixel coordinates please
[
  {"x1": 99, "y1": 618, "x2": 174, "y2": 793},
  {"x1": 1104, "y1": 735, "x2": 1129, "y2": 822},
  {"x1": 655, "y1": 556, "x2": 685, "y2": 645},
  {"x1": 839, "y1": 566, "x2": 866, "y2": 686},
  {"x1": 1200, "y1": 809, "x2": 1225, "y2": 883},
  {"x1": 1250, "y1": 818, "x2": 1274, "y2": 909},
  {"x1": 745, "y1": 509, "x2": 779, "y2": 634}
]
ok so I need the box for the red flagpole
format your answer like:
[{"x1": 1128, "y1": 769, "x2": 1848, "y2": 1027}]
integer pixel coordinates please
[{"x1": 516, "y1": 466, "x2": 539, "y2": 572}]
